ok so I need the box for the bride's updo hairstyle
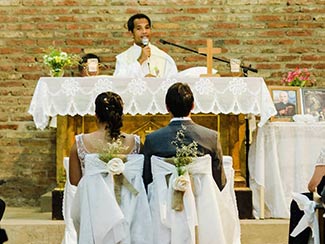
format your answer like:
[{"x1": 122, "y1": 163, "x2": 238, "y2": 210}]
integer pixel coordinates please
[{"x1": 95, "y1": 91, "x2": 124, "y2": 139}]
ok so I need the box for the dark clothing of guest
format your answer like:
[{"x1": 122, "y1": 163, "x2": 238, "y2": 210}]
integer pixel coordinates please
[{"x1": 288, "y1": 176, "x2": 325, "y2": 244}]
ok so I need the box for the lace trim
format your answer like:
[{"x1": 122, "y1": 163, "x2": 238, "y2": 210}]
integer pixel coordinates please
[
  {"x1": 75, "y1": 134, "x2": 89, "y2": 171},
  {"x1": 316, "y1": 148, "x2": 325, "y2": 165}
]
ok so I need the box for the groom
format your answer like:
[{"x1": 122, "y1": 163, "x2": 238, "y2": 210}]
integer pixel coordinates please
[{"x1": 142, "y1": 82, "x2": 226, "y2": 191}]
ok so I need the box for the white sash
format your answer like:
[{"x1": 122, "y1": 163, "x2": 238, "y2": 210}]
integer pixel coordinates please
[
  {"x1": 72, "y1": 154, "x2": 152, "y2": 244},
  {"x1": 148, "y1": 154, "x2": 240, "y2": 244},
  {"x1": 290, "y1": 192, "x2": 320, "y2": 244}
]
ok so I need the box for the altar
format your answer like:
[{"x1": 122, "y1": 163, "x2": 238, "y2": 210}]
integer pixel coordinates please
[{"x1": 249, "y1": 121, "x2": 325, "y2": 219}]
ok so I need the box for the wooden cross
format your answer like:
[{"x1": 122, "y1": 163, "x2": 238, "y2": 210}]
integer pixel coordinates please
[{"x1": 198, "y1": 39, "x2": 221, "y2": 77}]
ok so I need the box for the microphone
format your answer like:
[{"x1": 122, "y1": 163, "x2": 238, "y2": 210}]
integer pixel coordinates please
[
  {"x1": 141, "y1": 37, "x2": 151, "y2": 74},
  {"x1": 142, "y1": 37, "x2": 149, "y2": 46}
]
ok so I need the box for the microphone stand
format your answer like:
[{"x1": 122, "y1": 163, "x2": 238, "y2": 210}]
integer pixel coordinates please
[{"x1": 159, "y1": 39, "x2": 258, "y2": 76}]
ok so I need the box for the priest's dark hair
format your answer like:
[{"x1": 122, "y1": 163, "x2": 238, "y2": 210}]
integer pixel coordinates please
[
  {"x1": 165, "y1": 82, "x2": 194, "y2": 117},
  {"x1": 95, "y1": 91, "x2": 123, "y2": 139},
  {"x1": 127, "y1": 13, "x2": 151, "y2": 32}
]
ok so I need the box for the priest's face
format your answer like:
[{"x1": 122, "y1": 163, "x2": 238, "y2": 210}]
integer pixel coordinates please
[{"x1": 131, "y1": 18, "x2": 151, "y2": 47}]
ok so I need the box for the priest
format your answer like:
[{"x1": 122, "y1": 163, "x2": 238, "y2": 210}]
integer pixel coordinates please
[{"x1": 113, "y1": 13, "x2": 178, "y2": 78}]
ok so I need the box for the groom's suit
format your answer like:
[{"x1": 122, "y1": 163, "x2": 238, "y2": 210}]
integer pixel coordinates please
[{"x1": 143, "y1": 119, "x2": 226, "y2": 191}]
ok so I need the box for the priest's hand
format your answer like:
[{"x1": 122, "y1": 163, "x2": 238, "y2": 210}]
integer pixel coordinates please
[
  {"x1": 145, "y1": 73, "x2": 156, "y2": 78},
  {"x1": 137, "y1": 46, "x2": 151, "y2": 64}
]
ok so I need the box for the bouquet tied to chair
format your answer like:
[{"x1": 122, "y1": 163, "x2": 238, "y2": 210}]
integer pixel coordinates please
[
  {"x1": 168, "y1": 124, "x2": 199, "y2": 211},
  {"x1": 98, "y1": 138, "x2": 138, "y2": 204}
]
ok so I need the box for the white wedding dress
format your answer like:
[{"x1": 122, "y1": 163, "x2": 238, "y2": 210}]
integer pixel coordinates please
[
  {"x1": 148, "y1": 154, "x2": 241, "y2": 244},
  {"x1": 71, "y1": 154, "x2": 153, "y2": 244}
]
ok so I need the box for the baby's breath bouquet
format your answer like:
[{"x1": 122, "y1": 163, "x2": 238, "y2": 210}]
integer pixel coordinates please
[
  {"x1": 170, "y1": 125, "x2": 199, "y2": 211},
  {"x1": 43, "y1": 47, "x2": 79, "y2": 77},
  {"x1": 99, "y1": 138, "x2": 128, "y2": 177},
  {"x1": 172, "y1": 124, "x2": 199, "y2": 176},
  {"x1": 98, "y1": 138, "x2": 138, "y2": 204}
]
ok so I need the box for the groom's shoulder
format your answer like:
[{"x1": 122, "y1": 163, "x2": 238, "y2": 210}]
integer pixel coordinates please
[{"x1": 191, "y1": 123, "x2": 218, "y2": 135}]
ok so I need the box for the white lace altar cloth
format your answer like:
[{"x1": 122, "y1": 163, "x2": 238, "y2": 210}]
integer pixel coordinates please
[
  {"x1": 248, "y1": 121, "x2": 325, "y2": 218},
  {"x1": 148, "y1": 155, "x2": 241, "y2": 244},
  {"x1": 28, "y1": 76, "x2": 276, "y2": 130}
]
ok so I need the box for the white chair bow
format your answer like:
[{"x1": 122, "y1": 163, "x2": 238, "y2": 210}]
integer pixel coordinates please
[
  {"x1": 290, "y1": 192, "x2": 320, "y2": 244},
  {"x1": 72, "y1": 154, "x2": 152, "y2": 244},
  {"x1": 148, "y1": 154, "x2": 240, "y2": 244}
]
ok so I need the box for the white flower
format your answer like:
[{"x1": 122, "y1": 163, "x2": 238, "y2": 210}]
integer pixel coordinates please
[
  {"x1": 106, "y1": 158, "x2": 125, "y2": 175},
  {"x1": 173, "y1": 175, "x2": 190, "y2": 192}
]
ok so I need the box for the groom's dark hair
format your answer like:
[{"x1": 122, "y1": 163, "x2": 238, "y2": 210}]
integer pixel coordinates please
[{"x1": 165, "y1": 82, "x2": 194, "y2": 117}]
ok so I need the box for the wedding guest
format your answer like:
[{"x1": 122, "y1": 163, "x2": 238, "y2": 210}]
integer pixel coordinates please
[
  {"x1": 69, "y1": 91, "x2": 141, "y2": 186},
  {"x1": 288, "y1": 147, "x2": 325, "y2": 244},
  {"x1": 142, "y1": 82, "x2": 226, "y2": 191},
  {"x1": 113, "y1": 13, "x2": 178, "y2": 78},
  {"x1": 78, "y1": 53, "x2": 101, "y2": 77},
  {"x1": 0, "y1": 198, "x2": 8, "y2": 244}
]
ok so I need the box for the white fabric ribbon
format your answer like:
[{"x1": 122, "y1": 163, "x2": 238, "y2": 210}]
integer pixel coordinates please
[
  {"x1": 72, "y1": 154, "x2": 152, "y2": 244},
  {"x1": 149, "y1": 154, "x2": 240, "y2": 244},
  {"x1": 150, "y1": 156, "x2": 198, "y2": 244},
  {"x1": 290, "y1": 192, "x2": 320, "y2": 244}
]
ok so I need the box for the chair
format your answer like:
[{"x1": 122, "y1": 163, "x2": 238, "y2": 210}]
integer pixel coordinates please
[
  {"x1": 290, "y1": 192, "x2": 324, "y2": 244},
  {"x1": 222, "y1": 156, "x2": 241, "y2": 244},
  {"x1": 71, "y1": 154, "x2": 152, "y2": 244},
  {"x1": 148, "y1": 154, "x2": 241, "y2": 244},
  {"x1": 62, "y1": 157, "x2": 78, "y2": 244}
]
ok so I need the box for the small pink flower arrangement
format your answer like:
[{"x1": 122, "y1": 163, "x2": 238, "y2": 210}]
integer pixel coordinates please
[{"x1": 282, "y1": 67, "x2": 316, "y2": 87}]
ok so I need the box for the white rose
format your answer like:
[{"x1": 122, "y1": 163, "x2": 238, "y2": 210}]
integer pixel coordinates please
[
  {"x1": 173, "y1": 175, "x2": 189, "y2": 192},
  {"x1": 106, "y1": 158, "x2": 125, "y2": 175}
]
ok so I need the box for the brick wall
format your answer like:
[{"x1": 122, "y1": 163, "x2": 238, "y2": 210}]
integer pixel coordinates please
[{"x1": 0, "y1": 0, "x2": 324, "y2": 206}]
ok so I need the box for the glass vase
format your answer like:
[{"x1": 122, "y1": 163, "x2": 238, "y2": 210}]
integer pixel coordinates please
[{"x1": 50, "y1": 69, "x2": 65, "y2": 77}]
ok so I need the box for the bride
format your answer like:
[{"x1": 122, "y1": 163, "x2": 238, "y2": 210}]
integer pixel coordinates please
[
  {"x1": 69, "y1": 91, "x2": 141, "y2": 186},
  {"x1": 68, "y1": 91, "x2": 152, "y2": 244}
]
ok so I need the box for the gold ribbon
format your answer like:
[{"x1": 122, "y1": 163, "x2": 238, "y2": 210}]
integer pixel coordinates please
[{"x1": 113, "y1": 174, "x2": 139, "y2": 205}]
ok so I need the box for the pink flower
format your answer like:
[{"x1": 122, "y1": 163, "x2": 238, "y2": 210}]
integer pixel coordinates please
[{"x1": 281, "y1": 67, "x2": 316, "y2": 87}]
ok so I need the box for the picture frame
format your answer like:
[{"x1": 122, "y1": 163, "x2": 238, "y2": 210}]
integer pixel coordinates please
[
  {"x1": 268, "y1": 86, "x2": 301, "y2": 121},
  {"x1": 301, "y1": 88, "x2": 325, "y2": 121}
]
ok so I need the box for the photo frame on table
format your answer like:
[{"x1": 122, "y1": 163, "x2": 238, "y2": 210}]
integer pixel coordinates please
[
  {"x1": 268, "y1": 86, "x2": 301, "y2": 121},
  {"x1": 301, "y1": 88, "x2": 325, "y2": 121}
]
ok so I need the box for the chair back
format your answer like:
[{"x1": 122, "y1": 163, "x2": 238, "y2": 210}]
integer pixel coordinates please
[{"x1": 148, "y1": 154, "x2": 240, "y2": 244}]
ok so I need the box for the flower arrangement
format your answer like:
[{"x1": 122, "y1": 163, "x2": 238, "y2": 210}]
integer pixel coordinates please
[
  {"x1": 282, "y1": 67, "x2": 316, "y2": 87},
  {"x1": 43, "y1": 47, "x2": 80, "y2": 77},
  {"x1": 171, "y1": 124, "x2": 199, "y2": 177},
  {"x1": 98, "y1": 138, "x2": 138, "y2": 204},
  {"x1": 98, "y1": 138, "x2": 129, "y2": 165},
  {"x1": 169, "y1": 125, "x2": 199, "y2": 211}
]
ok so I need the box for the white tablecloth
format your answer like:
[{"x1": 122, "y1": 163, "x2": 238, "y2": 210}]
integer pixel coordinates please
[
  {"x1": 249, "y1": 121, "x2": 325, "y2": 218},
  {"x1": 28, "y1": 76, "x2": 276, "y2": 130}
]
